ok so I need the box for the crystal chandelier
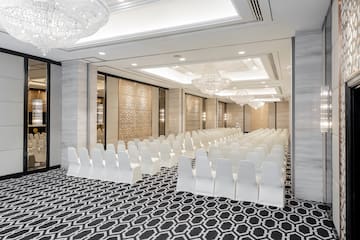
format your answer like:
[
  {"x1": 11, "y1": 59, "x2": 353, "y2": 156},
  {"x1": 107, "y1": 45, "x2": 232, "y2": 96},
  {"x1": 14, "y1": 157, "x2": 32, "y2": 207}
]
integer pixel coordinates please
[
  {"x1": 248, "y1": 101, "x2": 265, "y2": 110},
  {"x1": 0, "y1": 0, "x2": 110, "y2": 55},
  {"x1": 192, "y1": 71, "x2": 231, "y2": 96},
  {"x1": 230, "y1": 95, "x2": 253, "y2": 106}
]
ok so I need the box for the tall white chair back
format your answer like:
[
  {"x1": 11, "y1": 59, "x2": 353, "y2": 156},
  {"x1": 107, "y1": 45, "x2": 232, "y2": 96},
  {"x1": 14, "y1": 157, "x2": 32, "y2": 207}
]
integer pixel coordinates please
[
  {"x1": 176, "y1": 156, "x2": 195, "y2": 193},
  {"x1": 258, "y1": 161, "x2": 284, "y2": 207},
  {"x1": 67, "y1": 147, "x2": 80, "y2": 177},
  {"x1": 106, "y1": 144, "x2": 116, "y2": 153},
  {"x1": 236, "y1": 160, "x2": 258, "y2": 202},
  {"x1": 90, "y1": 148, "x2": 105, "y2": 180},
  {"x1": 214, "y1": 159, "x2": 235, "y2": 199},
  {"x1": 78, "y1": 147, "x2": 91, "y2": 178},
  {"x1": 194, "y1": 156, "x2": 215, "y2": 196},
  {"x1": 117, "y1": 142, "x2": 126, "y2": 153}
]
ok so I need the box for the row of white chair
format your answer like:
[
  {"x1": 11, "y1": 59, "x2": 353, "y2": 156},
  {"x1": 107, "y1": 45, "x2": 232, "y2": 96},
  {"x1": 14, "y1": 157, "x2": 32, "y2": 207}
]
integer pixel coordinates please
[
  {"x1": 67, "y1": 147, "x2": 142, "y2": 184},
  {"x1": 176, "y1": 155, "x2": 285, "y2": 208}
]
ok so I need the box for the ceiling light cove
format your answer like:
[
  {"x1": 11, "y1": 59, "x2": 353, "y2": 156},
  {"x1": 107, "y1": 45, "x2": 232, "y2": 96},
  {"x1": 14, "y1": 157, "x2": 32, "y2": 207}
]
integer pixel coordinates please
[
  {"x1": 141, "y1": 67, "x2": 199, "y2": 84},
  {"x1": 77, "y1": 0, "x2": 239, "y2": 45}
]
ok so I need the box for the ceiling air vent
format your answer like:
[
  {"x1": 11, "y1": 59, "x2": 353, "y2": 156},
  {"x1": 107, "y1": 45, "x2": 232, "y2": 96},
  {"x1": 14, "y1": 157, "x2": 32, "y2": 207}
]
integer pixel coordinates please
[{"x1": 248, "y1": 0, "x2": 264, "y2": 21}]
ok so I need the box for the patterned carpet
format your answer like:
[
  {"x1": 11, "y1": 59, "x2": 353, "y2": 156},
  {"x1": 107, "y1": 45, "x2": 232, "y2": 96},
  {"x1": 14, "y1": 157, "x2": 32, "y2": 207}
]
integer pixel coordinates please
[{"x1": 0, "y1": 159, "x2": 338, "y2": 240}]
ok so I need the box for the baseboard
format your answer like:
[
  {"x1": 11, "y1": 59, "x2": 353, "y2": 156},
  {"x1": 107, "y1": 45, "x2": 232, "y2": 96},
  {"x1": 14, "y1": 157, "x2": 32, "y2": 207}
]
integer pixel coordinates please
[{"x1": 0, "y1": 165, "x2": 61, "y2": 181}]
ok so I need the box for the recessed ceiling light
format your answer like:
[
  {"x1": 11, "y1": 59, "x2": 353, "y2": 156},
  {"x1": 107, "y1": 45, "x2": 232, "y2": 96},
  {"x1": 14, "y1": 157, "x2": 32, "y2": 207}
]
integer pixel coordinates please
[
  {"x1": 238, "y1": 51, "x2": 246, "y2": 55},
  {"x1": 131, "y1": 63, "x2": 138, "y2": 67},
  {"x1": 179, "y1": 57, "x2": 186, "y2": 62},
  {"x1": 173, "y1": 65, "x2": 179, "y2": 69},
  {"x1": 98, "y1": 51, "x2": 106, "y2": 56}
]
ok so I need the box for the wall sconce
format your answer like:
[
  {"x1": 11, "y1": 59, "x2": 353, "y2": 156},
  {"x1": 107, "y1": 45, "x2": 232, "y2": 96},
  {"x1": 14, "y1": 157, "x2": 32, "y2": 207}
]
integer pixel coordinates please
[
  {"x1": 159, "y1": 108, "x2": 165, "y2": 123},
  {"x1": 320, "y1": 86, "x2": 332, "y2": 133},
  {"x1": 202, "y1": 112, "x2": 206, "y2": 121},
  {"x1": 224, "y1": 113, "x2": 228, "y2": 121}
]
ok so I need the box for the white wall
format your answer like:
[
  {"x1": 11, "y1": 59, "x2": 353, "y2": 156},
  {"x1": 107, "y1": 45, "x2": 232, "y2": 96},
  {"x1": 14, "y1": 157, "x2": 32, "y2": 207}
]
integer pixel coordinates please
[
  {"x1": 0, "y1": 52, "x2": 24, "y2": 176},
  {"x1": 50, "y1": 64, "x2": 62, "y2": 167}
]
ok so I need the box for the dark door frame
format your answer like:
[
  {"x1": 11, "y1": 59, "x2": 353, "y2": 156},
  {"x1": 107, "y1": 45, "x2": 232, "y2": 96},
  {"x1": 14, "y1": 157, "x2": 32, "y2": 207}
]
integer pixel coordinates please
[{"x1": 345, "y1": 82, "x2": 360, "y2": 240}]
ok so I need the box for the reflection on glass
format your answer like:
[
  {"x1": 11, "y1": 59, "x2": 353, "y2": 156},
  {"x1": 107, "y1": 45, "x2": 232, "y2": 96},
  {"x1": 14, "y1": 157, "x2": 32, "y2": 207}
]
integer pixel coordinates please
[
  {"x1": 27, "y1": 59, "x2": 47, "y2": 171},
  {"x1": 97, "y1": 74, "x2": 105, "y2": 144}
]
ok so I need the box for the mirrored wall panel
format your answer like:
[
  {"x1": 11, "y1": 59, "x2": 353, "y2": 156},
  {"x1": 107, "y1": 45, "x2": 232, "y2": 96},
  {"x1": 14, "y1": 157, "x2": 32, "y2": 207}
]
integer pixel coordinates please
[{"x1": 27, "y1": 59, "x2": 48, "y2": 171}]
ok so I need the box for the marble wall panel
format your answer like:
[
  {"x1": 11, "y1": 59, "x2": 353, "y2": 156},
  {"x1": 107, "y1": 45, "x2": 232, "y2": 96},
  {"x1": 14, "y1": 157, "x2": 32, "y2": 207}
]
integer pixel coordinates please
[{"x1": 294, "y1": 31, "x2": 324, "y2": 202}]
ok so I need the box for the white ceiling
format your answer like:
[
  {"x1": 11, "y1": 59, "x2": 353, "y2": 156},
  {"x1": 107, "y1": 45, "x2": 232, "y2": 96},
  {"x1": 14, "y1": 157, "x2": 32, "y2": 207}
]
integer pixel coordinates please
[{"x1": 0, "y1": 0, "x2": 331, "y2": 102}]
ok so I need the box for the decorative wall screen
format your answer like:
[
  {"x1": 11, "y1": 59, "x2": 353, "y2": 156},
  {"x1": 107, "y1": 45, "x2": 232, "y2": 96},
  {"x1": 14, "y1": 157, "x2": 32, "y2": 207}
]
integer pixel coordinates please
[
  {"x1": 118, "y1": 79, "x2": 152, "y2": 142},
  {"x1": 185, "y1": 94, "x2": 202, "y2": 131}
]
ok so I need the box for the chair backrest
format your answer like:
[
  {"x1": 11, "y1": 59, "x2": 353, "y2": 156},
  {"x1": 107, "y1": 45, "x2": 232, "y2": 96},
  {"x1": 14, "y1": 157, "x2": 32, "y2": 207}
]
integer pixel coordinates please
[
  {"x1": 237, "y1": 161, "x2": 257, "y2": 184},
  {"x1": 104, "y1": 150, "x2": 118, "y2": 169},
  {"x1": 140, "y1": 148, "x2": 152, "y2": 164},
  {"x1": 195, "y1": 156, "x2": 212, "y2": 178},
  {"x1": 79, "y1": 147, "x2": 91, "y2": 167},
  {"x1": 178, "y1": 156, "x2": 193, "y2": 179},
  {"x1": 260, "y1": 161, "x2": 282, "y2": 187},
  {"x1": 246, "y1": 151, "x2": 263, "y2": 162},
  {"x1": 208, "y1": 146, "x2": 222, "y2": 161},
  {"x1": 67, "y1": 147, "x2": 79, "y2": 164},
  {"x1": 195, "y1": 148, "x2": 207, "y2": 159},
  {"x1": 160, "y1": 143, "x2": 171, "y2": 159},
  {"x1": 117, "y1": 151, "x2": 131, "y2": 170},
  {"x1": 117, "y1": 142, "x2": 126, "y2": 153},
  {"x1": 215, "y1": 158, "x2": 233, "y2": 180},
  {"x1": 106, "y1": 144, "x2": 116, "y2": 153},
  {"x1": 172, "y1": 140, "x2": 182, "y2": 154},
  {"x1": 95, "y1": 143, "x2": 105, "y2": 157},
  {"x1": 91, "y1": 148, "x2": 104, "y2": 168},
  {"x1": 128, "y1": 144, "x2": 139, "y2": 158}
]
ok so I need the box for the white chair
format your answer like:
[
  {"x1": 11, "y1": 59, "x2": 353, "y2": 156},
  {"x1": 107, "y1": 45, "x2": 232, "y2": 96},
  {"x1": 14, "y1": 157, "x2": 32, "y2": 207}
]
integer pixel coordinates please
[
  {"x1": 90, "y1": 148, "x2": 105, "y2": 180},
  {"x1": 106, "y1": 144, "x2": 116, "y2": 153},
  {"x1": 95, "y1": 143, "x2": 105, "y2": 158},
  {"x1": 78, "y1": 147, "x2": 92, "y2": 178},
  {"x1": 195, "y1": 148, "x2": 207, "y2": 159},
  {"x1": 176, "y1": 156, "x2": 195, "y2": 193},
  {"x1": 194, "y1": 156, "x2": 215, "y2": 196},
  {"x1": 117, "y1": 142, "x2": 126, "y2": 153},
  {"x1": 208, "y1": 146, "x2": 222, "y2": 167},
  {"x1": 128, "y1": 144, "x2": 140, "y2": 164},
  {"x1": 140, "y1": 149, "x2": 160, "y2": 175},
  {"x1": 104, "y1": 150, "x2": 120, "y2": 182},
  {"x1": 214, "y1": 159, "x2": 235, "y2": 199},
  {"x1": 246, "y1": 151, "x2": 264, "y2": 170},
  {"x1": 159, "y1": 143, "x2": 176, "y2": 168},
  {"x1": 117, "y1": 152, "x2": 142, "y2": 184},
  {"x1": 67, "y1": 147, "x2": 80, "y2": 177},
  {"x1": 236, "y1": 161, "x2": 258, "y2": 203},
  {"x1": 258, "y1": 161, "x2": 284, "y2": 208}
]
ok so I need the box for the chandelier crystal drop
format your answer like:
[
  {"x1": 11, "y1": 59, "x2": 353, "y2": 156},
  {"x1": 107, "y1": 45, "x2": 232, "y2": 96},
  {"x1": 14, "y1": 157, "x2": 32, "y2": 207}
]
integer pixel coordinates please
[
  {"x1": 0, "y1": 0, "x2": 110, "y2": 55},
  {"x1": 192, "y1": 72, "x2": 231, "y2": 96}
]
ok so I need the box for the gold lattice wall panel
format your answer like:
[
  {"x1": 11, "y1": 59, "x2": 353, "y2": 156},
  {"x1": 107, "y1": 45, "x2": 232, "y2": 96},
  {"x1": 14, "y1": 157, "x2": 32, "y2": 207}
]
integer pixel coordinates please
[
  {"x1": 185, "y1": 95, "x2": 202, "y2": 132},
  {"x1": 118, "y1": 79, "x2": 152, "y2": 142}
]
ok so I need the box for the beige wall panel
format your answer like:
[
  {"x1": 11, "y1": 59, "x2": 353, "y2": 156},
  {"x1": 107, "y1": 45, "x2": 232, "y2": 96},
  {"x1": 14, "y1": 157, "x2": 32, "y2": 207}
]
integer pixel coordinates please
[
  {"x1": 277, "y1": 101, "x2": 289, "y2": 129},
  {"x1": 106, "y1": 77, "x2": 119, "y2": 146},
  {"x1": 250, "y1": 103, "x2": 269, "y2": 131},
  {"x1": 226, "y1": 103, "x2": 244, "y2": 129},
  {"x1": 185, "y1": 95, "x2": 202, "y2": 132},
  {"x1": 205, "y1": 98, "x2": 217, "y2": 129},
  {"x1": 118, "y1": 79, "x2": 152, "y2": 142},
  {"x1": 268, "y1": 103, "x2": 276, "y2": 129}
]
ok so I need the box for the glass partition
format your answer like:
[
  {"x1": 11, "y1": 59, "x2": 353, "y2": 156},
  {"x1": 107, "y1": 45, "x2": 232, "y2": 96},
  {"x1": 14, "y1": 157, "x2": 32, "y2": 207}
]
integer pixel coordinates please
[{"x1": 27, "y1": 59, "x2": 48, "y2": 171}]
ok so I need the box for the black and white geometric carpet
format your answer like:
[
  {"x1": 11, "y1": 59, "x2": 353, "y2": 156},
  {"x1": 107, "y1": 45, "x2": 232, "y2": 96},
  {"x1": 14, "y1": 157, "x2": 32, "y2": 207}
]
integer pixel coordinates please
[{"x1": 0, "y1": 159, "x2": 338, "y2": 240}]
